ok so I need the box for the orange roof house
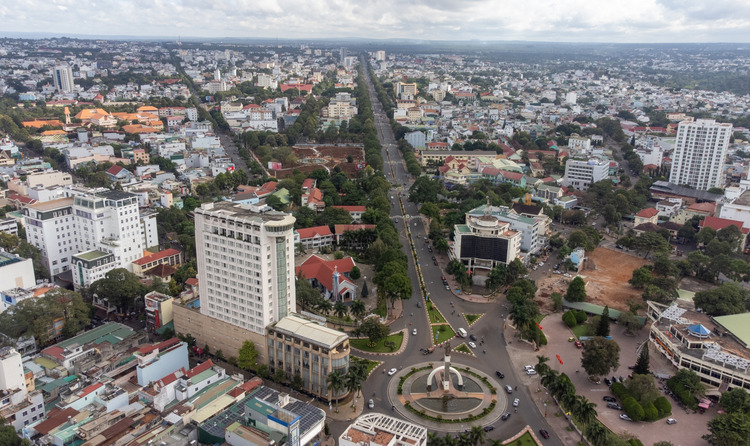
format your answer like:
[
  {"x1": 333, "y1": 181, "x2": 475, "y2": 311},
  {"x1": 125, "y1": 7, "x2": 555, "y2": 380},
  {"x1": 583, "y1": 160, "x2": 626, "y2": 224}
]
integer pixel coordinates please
[{"x1": 295, "y1": 254, "x2": 358, "y2": 301}]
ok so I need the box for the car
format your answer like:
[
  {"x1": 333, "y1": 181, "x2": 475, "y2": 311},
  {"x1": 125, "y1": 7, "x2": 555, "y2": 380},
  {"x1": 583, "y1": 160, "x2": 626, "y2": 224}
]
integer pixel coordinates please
[
  {"x1": 501, "y1": 412, "x2": 511, "y2": 421},
  {"x1": 468, "y1": 341, "x2": 477, "y2": 348},
  {"x1": 604, "y1": 378, "x2": 612, "y2": 386},
  {"x1": 483, "y1": 426, "x2": 495, "y2": 432},
  {"x1": 554, "y1": 264, "x2": 560, "y2": 270},
  {"x1": 526, "y1": 369, "x2": 537, "y2": 375},
  {"x1": 513, "y1": 398, "x2": 520, "y2": 407},
  {"x1": 620, "y1": 414, "x2": 632, "y2": 421},
  {"x1": 441, "y1": 275, "x2": 446, "y2": 281},
  {"x1": 616, "y1": 245, "x2": 623, "y2": 249},
  {"x1": 620, "y1": 376, "x2": 625, "y2": 382},
  {"x1": 412, "y1": 328, "x2": 417, "y2": 335},
  {"x1": 445, "y1": 285, "x2": 450, "y2": 290},
  {"x1": 612, "y1": 376, "x2": 619, "y2": 383},
  {"x1": 539, "y1": 429, "x2": 550, "y2": 439},
  {"x1": 524, "y1": 365, "x2": 534, "y2": 371},
  {"x1": 428, "y1": 247, "x2": 433, "y2": 253},
  {"x1": 505, "y1": 385, "x2": 513, "y2": 394},
  {"x1": 575, "y1": 341, "x2": 582, "y2": 348},
  {"x1": 533, "y1": 266, "x2": 538, "y2": 271},
  {"x1": 368, "y1": 399, "x2": 374, "y2": 409},
  {"x1": 495, "y1": 371, "x2": 505, "y2": 379},
  {"x1": 388, "y1": 368, "x2": 397, "y2": 376},
  {"x1": 666, "y1": 418, "x2": 677, "y2": 425},
  {"x1": 607, "y1": 402, "x2": 622, "y2": 410},
  {"x1": 539, "y1": 262, "x2": 544, "y2": 267},
  {"x1": 603, "y1": 396, "x2": 617, "y2": 403},
  {"x1": 568, "y1": 337, "x2": 576, "y2": 342},
  {"x1": 432, "y1": 256, "x2": 437, "y2": 261},
  {"x1": 416, "y1": 302, "x2": 422, "y2": 308},
  {"x1": 469, "y1": 334, "x2": 477, "y2": 341}
]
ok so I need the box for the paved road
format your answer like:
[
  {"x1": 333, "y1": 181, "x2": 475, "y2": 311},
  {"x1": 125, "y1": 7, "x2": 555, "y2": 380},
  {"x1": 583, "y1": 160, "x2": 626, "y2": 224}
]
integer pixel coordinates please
[{"x1": 327, "y1": 58, "x2": 564, "y2": 445}]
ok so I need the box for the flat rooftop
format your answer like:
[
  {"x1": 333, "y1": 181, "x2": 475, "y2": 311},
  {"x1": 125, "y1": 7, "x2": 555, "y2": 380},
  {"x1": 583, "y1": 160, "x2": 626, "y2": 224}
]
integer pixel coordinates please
[
  {"x1": 28, "y1": 197, "x2": 74, "y2": 211},
  {"x1": 272, "y1": 314, "x2": 348, "y2": 348},
  {"x1": 73, "y1": 250, "x2": 112, "y2": 261}
]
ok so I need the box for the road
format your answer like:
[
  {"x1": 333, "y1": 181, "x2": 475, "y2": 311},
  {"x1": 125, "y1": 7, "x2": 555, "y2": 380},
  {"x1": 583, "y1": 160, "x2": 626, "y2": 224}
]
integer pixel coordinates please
[{"x1": 325, "y1": 58, "x2": 564, "y2": 445}]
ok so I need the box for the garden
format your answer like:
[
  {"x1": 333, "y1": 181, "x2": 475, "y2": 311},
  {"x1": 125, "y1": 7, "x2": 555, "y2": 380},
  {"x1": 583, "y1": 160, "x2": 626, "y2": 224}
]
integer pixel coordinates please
[{"x1": 432, "y1": 324, "x2": 456, "y2": 344}]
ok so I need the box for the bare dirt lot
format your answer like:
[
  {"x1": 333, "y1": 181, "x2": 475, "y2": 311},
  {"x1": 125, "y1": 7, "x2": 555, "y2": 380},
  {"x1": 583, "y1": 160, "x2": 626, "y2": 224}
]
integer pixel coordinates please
[
  {"x1": 270, "y1": 144, "x2": 366, "y2": 179},
  {"x1": 538, "y1": 247, "x2": 649, "y2": 312}
]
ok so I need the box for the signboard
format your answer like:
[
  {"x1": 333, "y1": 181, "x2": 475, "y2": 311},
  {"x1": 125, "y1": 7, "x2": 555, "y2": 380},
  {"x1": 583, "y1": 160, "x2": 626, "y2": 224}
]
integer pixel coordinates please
[
  {"x1": 268, "y1": 161, "x2": 282, "y2": 170},
  {"x1": 226, "y1": 165, "x2": 235, "y2": 172}
]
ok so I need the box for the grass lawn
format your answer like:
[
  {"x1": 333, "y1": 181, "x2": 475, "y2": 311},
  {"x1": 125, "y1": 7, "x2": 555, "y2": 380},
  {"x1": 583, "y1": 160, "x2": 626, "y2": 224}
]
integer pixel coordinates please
[
  {"x1": 351, "y1": 356, "x2": 380, "y2": 375},
  {"x1": 455, "y1": 343, "x2": 472, "y2": 354},
  {"x1": 571, "y1": 324, "x2": 589, "y2": 338},
  {"x1": 512, "y1": 432, "x2": 540, "y2": 446},
  {"x1": 350, "y1": 332, "x2": 404, "y2": 353},
  {"x1": 464, "y1": 313, "x2": 482, "y2": 325},
  {"x1": 432, "y1": 324, "x2": 456, "y2": 344},
  {"x1": 374, "y1": 296, "x2": 387, "y2": 318},
  {"x1": 428, "y1": 306, "x2": 446, "y2": 323}
]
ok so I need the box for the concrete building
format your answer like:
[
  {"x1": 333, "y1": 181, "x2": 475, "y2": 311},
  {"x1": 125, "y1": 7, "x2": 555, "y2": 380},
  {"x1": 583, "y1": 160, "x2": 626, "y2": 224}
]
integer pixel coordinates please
[
  {"x1": 0, "y1": 347, "x2": 45, "y2": 431},
  {"x1": 26, "y1": 171, "x2": 73, "y2": 189},
  {"x1": 144, "y1": 291, "x2": 174, "y2": 330},
  {"x1": 267, "y1": 315, "x2": 350, "y2": 400},
  {"x1": 453, "y1": 208, "x2": 522, "y2": 272},
  {"x1": 562, "y1": 158, "x2": 609, "y2": 190},
  {"x1": 53, "y1": 65, "x2": 75, "y2": 93},
  {"x1": 339, "y1": 413, "x2": 427, "y2": 446},
  {"x1": 418, "y1": 150, "x2": 498, "y2": 167},
  {"x1": 194, "y1": 202, "x2": 296, "y2": 335},
  {"x1": 404, "y1": 131, "x2": 426, "y2": 149},
  {"x1": 134, "y1": 338, "x2": 189, "y2": 387},
  {"x1": 0, "y1": 251, "x2": 35, "y2": 295},
  {"x1": 132, "y1": 248, "x2": 183, "y2": 277},
  {"x1": 23, "y1": 198, "x2": 76, "y2": 276},
  {"x1": 71, "y1": 250, "x2": 117, "y2": 289},
  {"x1": 669, "y1": 118, "x2": 733, "y2": 191},
  {"x1": 465, "y1": 204, "x2": 549, "y2": 255},
  {"x1": 720, "y1": 190, "x2": 750, "y2": 230}
]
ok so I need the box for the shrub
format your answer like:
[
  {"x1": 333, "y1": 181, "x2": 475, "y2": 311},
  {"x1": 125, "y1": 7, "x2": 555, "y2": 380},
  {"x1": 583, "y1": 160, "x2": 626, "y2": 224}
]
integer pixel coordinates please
[
  {"x1": 562, "y1": 311, "x2": 578, "y2": 328},
  {"x1": 628, "y1": 439, "x2": 644, "y2": 446},
  {"x1": 574, "y1": 310, "x2": 588, "y2": 323},
  {"x1": 623, "y1": 396, "x2": 645, "y2": 421},
  {"x1": 653, "y1": 396, "x2": 672, "y2": 415},
  {"x1": 643, "y1": 401, "x2": 659, "y2": 421},
  {"x1": 611, "y1": 382, "x2": 627, "y2": 400},
  {"x1": 667, "y1": 378, "x2": 698, "y2": 410},
  {"x1": 538, "y1": 331, "x2": 548, "y2": 346}
]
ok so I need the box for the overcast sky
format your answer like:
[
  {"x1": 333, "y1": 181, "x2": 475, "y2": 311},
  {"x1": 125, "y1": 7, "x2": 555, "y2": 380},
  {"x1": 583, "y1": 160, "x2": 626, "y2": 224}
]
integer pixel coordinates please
[{"x1": 3, "y1": 0, "x2": 750, "y2": 43}]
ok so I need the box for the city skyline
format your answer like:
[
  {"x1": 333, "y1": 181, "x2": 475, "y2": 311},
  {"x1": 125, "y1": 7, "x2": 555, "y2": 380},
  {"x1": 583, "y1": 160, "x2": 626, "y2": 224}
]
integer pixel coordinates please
[{"x1": 3, "y1": 0, "x2": 750, "y2": 43}]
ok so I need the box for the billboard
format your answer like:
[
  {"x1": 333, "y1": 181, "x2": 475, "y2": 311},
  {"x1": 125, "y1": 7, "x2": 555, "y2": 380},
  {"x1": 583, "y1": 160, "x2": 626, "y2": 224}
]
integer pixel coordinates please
[
  {"x1": 268, "y1": 162, "x2": 282, "y2": 170},
  {"x1": 460, "y1": 235, "x2": 509, "y2": 263}
]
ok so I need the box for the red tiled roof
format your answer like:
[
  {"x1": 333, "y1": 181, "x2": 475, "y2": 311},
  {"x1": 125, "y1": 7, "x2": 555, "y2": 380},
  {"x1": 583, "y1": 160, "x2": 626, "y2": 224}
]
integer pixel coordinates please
[
  {"x1": 79, "y1": 382, "x2": 103, "y2": 397},
  {"x1": 331, "y1": 205, "x2": 365, "y2": 212},
  {"x1": 334, "y1": 224, "x2": 376, "y2": 235},
  {"x1": 106, "y1": 165, "x2": 126, "y2": 175},
  {"x1": 501, "y1": 171, "x2": 524, "y2": 181},
  {"x1": 227, "y1": 387, "x2": 245, "y2": 398},
  {"x1": 34, "y1": 408, "x2": 79, "y2": 435},
  {"x1": 295, "y1": 255, "x2": 355, "y2": 295},
  {"x1": 43, "y1": 345, "x2": 65, "y2": 360},
  {"x1": 185, "y1": 359, "x2": 214, "y2": 378},
  {"x1": 687, "y1": 202, "x2": 716, "y2": 214},
  {"x1": 143, "y1": 263, "x2": 177, "y2": 278},
  {"x1": 256, "y1": 181, "x2": 278, "y2": 197},
  {"x1": 301, "y1": 178, "x2": 315, "y2": 189},
  {"x1": 186, "y1": 278, "x2": 199, "y2": 286},
  {"x1": 133, "y1": 248, "x2": 181, "y2": 266},
  {"x1": 700, "y1": 216, "x2": 749, "y2": 234},
  {"x1": 635, "y1": 208, "x2": 659, "y2": 218},
  {"x1": 137, "y1": 337, "x2": 180, "y2": 355},
  {"x1": 481, "y1": 167, "x2": 501, "y2": 176},
  {"x1": 297, "y1": 225, "x2": 333, "y2": 239},
  {"x1": 241, "y1": 377, "x2": 263, "y2": 392}
]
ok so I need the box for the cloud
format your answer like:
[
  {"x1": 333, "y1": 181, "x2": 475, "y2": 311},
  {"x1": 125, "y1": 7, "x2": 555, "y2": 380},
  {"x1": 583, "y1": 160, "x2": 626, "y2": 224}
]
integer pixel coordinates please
[{"x1": 1, "y1": 0, "x2": 749, "y2": 42}]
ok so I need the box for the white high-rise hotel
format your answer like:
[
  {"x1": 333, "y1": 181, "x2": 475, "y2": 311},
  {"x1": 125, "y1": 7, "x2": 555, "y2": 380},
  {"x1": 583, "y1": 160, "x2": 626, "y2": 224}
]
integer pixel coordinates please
[
  {"x1": 194, "y1": 202, "x2": 296, "y2": 334},
  {"x1": 53, "y1": 64, "x2": 75, "y2": 93},
  {"x1": 669, "y1": 118, "x2": 733, "y2": 191}
]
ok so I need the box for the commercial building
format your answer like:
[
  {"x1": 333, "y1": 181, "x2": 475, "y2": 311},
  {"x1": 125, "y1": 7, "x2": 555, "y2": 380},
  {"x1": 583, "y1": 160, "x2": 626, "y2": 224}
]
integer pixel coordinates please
[
  {"x1": 339, "y1": 413, "x2": 427, "y2": 446},
  {"x1": 418, "y1": 150, "x2": 498, "y2": 167},
  {"x1": 668, "y1": 118, "x2": 733, "y2": 191},
  {"x1": 453, "y1": 207, "x2": 521, "y2": 272},
  {"x1": 266, "y1": 314, "x2": 350, "y2": 401},
  {"x1": 144, "y1": 291, "x2": 174, "y2": 330},
  {"x1": 465, "y1": 204, "x2": 550, "y2": 255},
  {"x1": 53, "y1": 65, "x2": 75, "y2": 93},
  {"x1": 562, "y1": 158, "x2": 609, "y2": 190},
  {"x1": 0, "y1": 251, "x2": 35, "y2": 296},
  {"x1": 194, "y1": 202, "x2": 296, "y2": 335},
  {"x1": 24, "y1": 198, "x2": 76, "y2": 276},
  {"x1": 71, "y1": 250, "x2": 117, "y2": 289}
]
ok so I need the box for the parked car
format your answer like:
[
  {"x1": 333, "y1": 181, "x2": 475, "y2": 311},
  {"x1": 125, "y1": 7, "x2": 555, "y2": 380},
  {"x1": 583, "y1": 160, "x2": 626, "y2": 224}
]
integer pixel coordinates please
[
  {"x1": 604, "y1": 378, "x2": 613, "y2": 386},
  {"x1": 368, "y1": 399, "x2": 374, "y2": 409},
  {"x1": 388, "y1": 368, "x2": 397, "y2": 376},
  {"x1": 526, "y1": 369, "x2": 537, "y2": 375},
  {"x1": 501, "y1": 412, "x2": 511, "y2": 421},
  {"x1": 539, "y1": 429, "x2": 550, "y2": 439},
  {"x1": 496, "y1": 371, "x2": 504, "y2": 379},
  {"x1": 524, "y1": 365, "x2": 534, "y2": 371},
  {"x1": 575, "y1": 341, "x2": 583, "y2": 348},
  {"x1": 441, "y1": 275, "x2": 446, "y2": 281},
  {"x1": 620, "y1": 414, "x2": 633, "y2": 421},
  {"x1": 666, "y1": 418, "x2": 677, "y2": 425},
  {"x1": 445, "y1": 285, "x2": 450, "y2": 290},
  {"x1": 607, "y1": 402, "x2": 622, "y2": 410},
  {"x1": 603, "y1": 396, "x2": 617, "y2": 403}
]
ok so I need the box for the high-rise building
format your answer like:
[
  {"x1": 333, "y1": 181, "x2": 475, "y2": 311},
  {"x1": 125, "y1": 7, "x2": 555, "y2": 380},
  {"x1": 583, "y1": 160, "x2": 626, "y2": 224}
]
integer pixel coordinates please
[
  {"x1": 669, "y1": 118, "x2": 733, "y2": 191},
  {"x1": 375, "y1": 50, "x2": 386, "y2": 61},
  {"x1": 562, "y1": 158, "x2": 609, "y2": 190},
  {"x1": 194, "y1": 202, "x2": 296, "y2": 334},
  {"x1": 53, "y1": 65, "x2": 75, "y2": 93}
]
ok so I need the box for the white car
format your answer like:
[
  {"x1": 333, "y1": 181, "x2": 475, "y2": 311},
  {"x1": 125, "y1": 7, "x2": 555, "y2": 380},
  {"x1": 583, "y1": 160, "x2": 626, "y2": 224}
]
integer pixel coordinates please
[
  {"x1": 388, "y1": 368, "x2": 397, "y2": 376},
  {"x1": 513, "y1": 398, "x2": 520, "y2": 407},
  {"x1": 524, "y1": 365, "x2": 534, "y2": 371},
  {"x1": 526, "y1": 369, "x2": 537, "y2": 375},
  {"x1": 620, "y1": 414, "x2": 632, "y2": 421},
  {"x1": 412, "y1": 328, "x2": 417, "y2": 335},
  {"x1": 468, "y1": 341, "x2": 477, "y2": 348}
]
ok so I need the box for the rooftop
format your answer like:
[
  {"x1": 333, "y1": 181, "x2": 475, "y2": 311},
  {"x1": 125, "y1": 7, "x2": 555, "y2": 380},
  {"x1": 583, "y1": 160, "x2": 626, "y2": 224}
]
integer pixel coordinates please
[
  {"x1": 73, "y1": 249, "x2": 112, "y2": 261},
  {"x1": 271, "y1": 314, "x2": 348, "y2": 348},
  {"x1": 195, "y1": 201, "x2": 294, "y2": 226}
]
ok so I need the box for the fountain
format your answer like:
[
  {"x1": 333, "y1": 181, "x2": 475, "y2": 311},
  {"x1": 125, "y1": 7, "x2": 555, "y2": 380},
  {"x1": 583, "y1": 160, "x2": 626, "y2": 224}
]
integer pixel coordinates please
[{"x1": 426, "y1": 342, "x2": 464, "y2": 391}]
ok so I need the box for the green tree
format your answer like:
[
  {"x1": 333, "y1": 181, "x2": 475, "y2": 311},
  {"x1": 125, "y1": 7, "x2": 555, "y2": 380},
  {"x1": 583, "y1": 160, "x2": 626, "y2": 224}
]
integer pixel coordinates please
[
  {"x1": 89, "y1": 268, "x2": 145, "y2": 311},
  {"x1": 596, "y1": 306, "x2": 610, "y2": 337},
  {"x1": 634, "y1": 231, "x2": 671, "y2": 258},
  {"x1": 359, "y1": 317, "x2": 390, "y2": 346},
  {"x1": 634, "y1": 346, "x2": 650, "y2": 375},
  {"x1": 618, "y1": 311, "x2": 642, "y2": 335},
  {"x1": 333, "y1": 302, "x2": 348, "y2": 326},
  {"x1": 419, "y1": 202, "x2": 442, "y2": 221},
  {"x1": 468, "y1": 425, "x2": 486, "y2": 446},
  {"x1": 237, "y1": 340, "x2": 259, "y2": 371},
  {"x1": 721, "y1": 388, "x2": 750, "y2": 414},
  {"x1": 349, "y1": 266, "x2": 361, "y2": 280},
  {"x1": 629, "y1": 267, "x2": 653, "y2": 289},
  {"x1": 704, "y1": 412, "x2": 750, "y2": 446},
  {"x1": 581, "y1": 337, "x2": 620, "y2": 378},
  {"x1": 350, "y1": 300, "x2": 366, "y2": 325},
  {"x1": 384, "y1": 273, "x2": 411, "y2": 308},
  {"x1": 573, "y1": 395, "x2": 598, "y2": 442},
  {"x1": 694, "y1": 282, "x2": 749, "y2": 316},
  {"x1": 565, "y1": 276, "x2": 587, "y2": 302},
  {"x1": 326, "y1": 370, "x2": 346, "y2": 412}
]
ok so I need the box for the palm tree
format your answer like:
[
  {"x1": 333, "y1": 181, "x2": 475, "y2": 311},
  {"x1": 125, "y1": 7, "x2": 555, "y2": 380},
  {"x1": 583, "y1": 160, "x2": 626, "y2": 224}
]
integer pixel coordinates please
[
  {"x1": 584, "y1": 420, "x2": 609, "y2": 446},
  {"x1": 468, "y1": 425, "x2": 486, "y2": 446},
  {"x1": 318, "y1": 299, "x2": 332, "y2": 316},
  {"x1": 442, "y1": 434, "x2": 458, "y2": 446},
  {"x1": 326, "y1": 370, "x2": 346, "y2": 413},
  {"x1": 572, "y1": 395, "x2": 598, "y2": 442},
  {"x1": 334, "y1": 301, "x2": 348, "y2": 326},
  {"x1": 535, "y1": 355, "x2": 550, "y2": 390},
  {"x1": 541, "y1": 369, "x2": 559, "y2": 389},
  {"x1": 457, "y1": 432, "x2": 472, "y2": 446},
  {"x1": 350, "y1": 300, "x2": 366, "y2": 325},
  {"x1": 345, "y1": 370, "x2": 361, "y2": 407},
  {"x1": 427, "y1": 432, "x2": 443, "y2": 446},
  {"x1": 488, "y1": 440, "x2": 504, "y2": 446}
]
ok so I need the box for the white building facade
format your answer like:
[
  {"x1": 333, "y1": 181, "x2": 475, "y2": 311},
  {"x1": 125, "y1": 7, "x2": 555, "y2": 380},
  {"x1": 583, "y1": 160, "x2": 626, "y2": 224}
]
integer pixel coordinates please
[
  {"x1": 562, "y1": 158, "x2": 609, "y2": 190},
  {"x1": 669, "y1": 118, "x2": 733, "y2": 191}
]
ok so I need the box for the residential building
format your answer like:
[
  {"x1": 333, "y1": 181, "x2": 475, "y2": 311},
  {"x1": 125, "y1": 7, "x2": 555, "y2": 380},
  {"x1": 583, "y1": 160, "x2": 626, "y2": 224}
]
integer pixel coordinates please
[
  {"x1": 453, "y1": 208, "x2": 522, "y2": 272},
  {"x1": 562, "y1": 158, "x2": 609, "y2": 190},
  {"x1": 134, "y1": 338, "x2": 189, "y2": 387},
  {"x1": 656, "y1": 198, "x2": 682, "y2": 218},
  {"x1": 339, "y1": 413, "x2": 427, "y2": 446},
  {"x1": 466, "y1": 204, "x2": 549, "y2": 254},
  {"x1": 267, "y1": 314, "x2": 350, "y2": 400},
  {"x1": 418, "y1": 150, "x2": 498, "y2": 167},
  {"x1": 0, "y1": 217, "x2": 18, "y2": 235},
  {"x1": 27, "y1": 171, "x2": 72, "y2": 189},
  {"x1": 0, "y1": 251, "x2": 35, "y2": 295},
  {"x1": 144, "y1": 291, "x2": 174, "y2": 330},
  {"x1": 23, "y1": 198, "x2": 76, "y2": 276},
  {"x1": 194, "y1": 202, "x2": 296, "y2": 335},
  {"x1": 720, "y1": 190, "x2": 750, "y2": 230},
  {"x1": 567, "y1": 134, "x2": 591, "y2": 153},
  {"x1": 71, "y1": 250, "x2": 117, "y2": 289},
  {"x1": 132, "y1": 248, "x2": 183, "y2": 277},
  {"x1": 669, "y1": 118, "x2": 733, "y2": 191},
  {"x1": 53, "y1": 65, "x2": 75, "y2": 93},
  {"x1": 295, "y1": 226, "x2": 333, "y2": 251},
  {"x1": 331, "y1": 205, "x2": 365, "y2": 222},
  {"x1": 671, "y1": 201, "x2": 716, "y2": 225},
  {"x1": 634, "y1": 208, "x2": 660, "y2": 226}
]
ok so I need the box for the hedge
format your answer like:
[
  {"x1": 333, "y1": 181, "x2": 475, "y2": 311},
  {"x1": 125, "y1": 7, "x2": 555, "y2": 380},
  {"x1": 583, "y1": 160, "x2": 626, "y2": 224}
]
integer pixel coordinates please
[
  {"x1": 563, "y1": 311, "x2": 577, "y2": 328},
  {"x1": 574, "y1": 310, "x2": 588, "y2": 324},
  {"x1": 643, "y1": 401, "x2": 658, "y2": 421},
  {"x1": 653, "y1": 396, "x2": 672, "y2": 416},
  {"x1": 628, "y1": 439, "x2": 644, "y2": 446},
  {"x1": 611, "y1": 382, "x2": 627, "y2": 400},
  {"x1": 623, "y1": 396, "x2": 645, "y2": 421}
]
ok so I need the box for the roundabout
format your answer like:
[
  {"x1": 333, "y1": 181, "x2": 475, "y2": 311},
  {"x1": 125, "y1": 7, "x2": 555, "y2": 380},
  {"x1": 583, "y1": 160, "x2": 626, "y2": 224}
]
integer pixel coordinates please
[{"x1": 384, "y1": 342, "x2": 507, "y2": 431}]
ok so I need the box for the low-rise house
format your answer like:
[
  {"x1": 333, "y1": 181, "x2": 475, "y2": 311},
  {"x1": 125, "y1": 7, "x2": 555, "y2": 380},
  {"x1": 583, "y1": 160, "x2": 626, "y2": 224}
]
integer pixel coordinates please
[
  {"x1": 295, "y1": 255, "x2": 358, "y2": 301},
  {"x1": 296, "y1": 226, "x2": 333, "y2": 251}
]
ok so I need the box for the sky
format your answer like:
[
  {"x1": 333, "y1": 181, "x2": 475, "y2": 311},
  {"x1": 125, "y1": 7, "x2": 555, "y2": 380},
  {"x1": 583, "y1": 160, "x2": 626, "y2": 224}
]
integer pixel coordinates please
[{"x1": 2, "y1": 0, "x2": 750, "y2": 43}]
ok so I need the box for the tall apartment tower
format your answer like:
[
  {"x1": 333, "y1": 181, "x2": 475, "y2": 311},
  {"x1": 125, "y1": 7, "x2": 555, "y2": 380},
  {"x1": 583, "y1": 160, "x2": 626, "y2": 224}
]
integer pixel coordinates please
[
  {"x1": 669, "y1": 118, "x2": 733, "y2": 191},
  {"x1": 194, "y1": 202, "x2": 296, "y2": 334},
  {"x1": 53, "y1": 65, "x2": 75, "y2": 93}
]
